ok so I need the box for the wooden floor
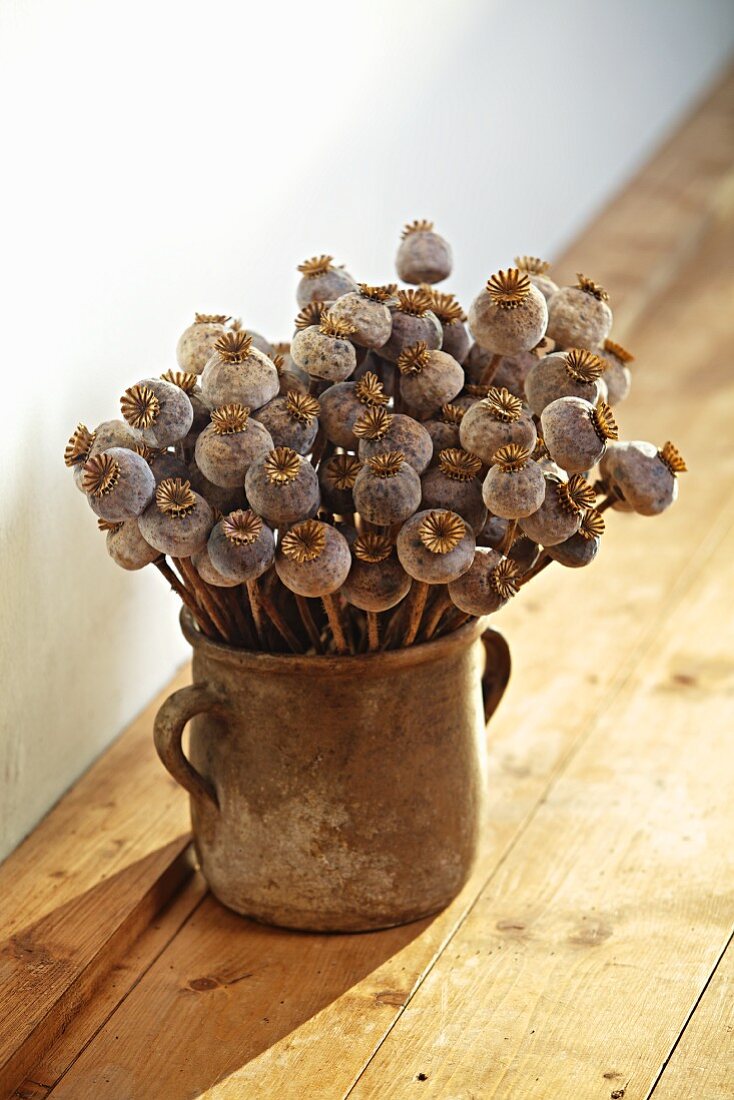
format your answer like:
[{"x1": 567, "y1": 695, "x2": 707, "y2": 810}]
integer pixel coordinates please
[{"x1": 3, "y1": 70, "x2": 734, "y2": 1100}]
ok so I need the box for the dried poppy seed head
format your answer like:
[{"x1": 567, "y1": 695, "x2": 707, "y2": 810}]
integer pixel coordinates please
[
  {"x1": 357, "y1": 283, "x2": 396, "y2": 302},
  {"x1": 297, "y1": 255, "x2": 334, "y2": 277},
  {"x1": 65, "y1": 423, "x2": 96, "y2": 467},
  {"x1": 160, "y1": 369, "x2": 198, "y2": 393},
  {"x1": 264, "y1": 446, "x2": 301, "y2": 484},
  {"x1": 319, "y1": 313, "x2": 356, "y2": 339},
  {"x1": 465, "y1": 383, "x2": 491, "y2": 399},
  {"x1": 438, "y1": 448, "x2": 482, "y2": 482},
  {"x1": 486, "y1": 269, "x2": 532, "y2": 310},
  {"x1": 213, "y1": 331, "x2": 254, "y2": 363},
  {"x1": 590, "y1": 399, "x2": 619, "y2": 442},
  {"x1": 281, "y1": 518, "x2": 326, "y2": 562},
  {"x1": 514, "y1": 256, "x2": 550, "y2": 275},
  {"x1": 353, "y1": 531, "x2": 393, "y2": 564},
  {"x1": 557, "y1": 473, "x2": 597, "y2": 514},
  {"x1": 658, "y1": 441, "x2": 687, "y2": 476},
  {"x1": 273, "y1": 341, "x2": 290, "y2": 356},
  {"x1": 397, "y1": 341, "x2": 430, "y2": 375},
  {"x1": 603, "y1": 339, "x2": 634, "y2": 364},
  {"x1": 210, "y1": 403, "x2": 251, "y2": 435},
  {"x1": 221, "y1": 508, "x2": 263, "y2": 545},
  {"x1": 120, "y1": 384, "x2": 160, "y2": 430},
  {"x1": 493, "y1": 443, "x2": 531, "y2": 471},
  {"x1": 419, "y1": 510, "x2": 466, "y2": 554},
  {"x1": 98, "y1": 517, "x2": 124, "y2": 536},
  {"x1": 367, "y1": 451, "x2": 406, "y2": 479},
  {"x1": 483, "y1": 387, "x2": 523, "y2": 422},
  {"x1": 565, "y1": 348, "x2": 605, "y2": 383},
  {"x1": 395, "y1": 289, "x2": 432, "y2": 317},
  {"x1": 576, "y1": 274, "x2": 609, "y2": 302},
  {"x1": 579, "y1": 508, "x2": 605, "y2": 540},
  {"x1": 354, "y1": 406, "x2": 393, "y2": 440},
  {"x1": 83, "y1": 453, "x2": 120, "y2": 496},
  {"x1": 195, "y1": 313, "x2": 230, "y2": 324},
  {"x1": 354, "y1": 371, "x2": 389, "y2": 407},
  {"x1": 441, "y1": 403, "x2": 465, "y2": 425},
  {"x1": 490, "y1": 558, "x2": 520, "y2": 599},
  {"x1": 326, "y1": 452, "x2": 363, "y2": 490},
  {"x1": 132, "y1": 442, "x2": 163, "y2": 463},
  {"x1": 294, "y1": 302, "x2": 327, "y2": 330},
  {"x1": 156, "y1": 477, "x2": 196, "y2": 517},
  {"x1": 270, "y1": 353, "x2": 286, "y2": 376},
  {"x1": 285, "y1": 392, "x2": 320, "y2": 424},
  {"x1": 427, "y1": 291, "x2": 466, "y2": 325},
  {"x1": 402, "y1": 219, "x2": 435, "y2": 238}
]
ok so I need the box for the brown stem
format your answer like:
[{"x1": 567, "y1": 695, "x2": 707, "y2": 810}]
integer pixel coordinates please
[
  {"x1": 309, "y1": 426, "x2": 327, "y2": 468},
  {"x1": 438, "y1": 609, "x2": 472, "y2": 636},
  {"x1": 519, "y1": 552, "x2": 552, "y2": 586},
  {"x1": 402, "y1": 581, "x2": 430, "y2": 647},
  {"x1": 175, "y1": 558, "x2": 233, "y2": 643},
  {"x1": 500, "y1": 518, "x2": 518, "y2": 557},
  {"x1": 295, "y1": 595, "x2": 323, "y2": 653},
  {"x1": 258, "y1": 579, "x2": 302, "y2": 653},
  {"x1": 154, "y1": 558, "x2": 214, "y2": 638},
  {"x1": 246, "y1": 579, "x2": 267, "y2": 647},
  {"x1": 366, "y1": 610, "x2": 380, "y2": 651},
  {"x1": 421, "y1": 589, "x2": 453, "y2": 641},
  {"x1": 322, "y1": 592, "x2": 350, "y2": 655},
  {"x1": 478, "y1": 352, "x2": 502, "y2": 390},
  {"x1": 597, "y1": 493, "x2": 618, "y2": 514}
]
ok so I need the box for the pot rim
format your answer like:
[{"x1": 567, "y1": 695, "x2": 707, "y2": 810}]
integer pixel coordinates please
[{"x1": 180, "y1": 607, "x2": 487, "y2": 674}]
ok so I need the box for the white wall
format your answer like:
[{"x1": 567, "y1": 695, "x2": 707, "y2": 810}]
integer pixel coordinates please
[{"x1": 1, "y1": 0, "x2": 732, "y2": 859}]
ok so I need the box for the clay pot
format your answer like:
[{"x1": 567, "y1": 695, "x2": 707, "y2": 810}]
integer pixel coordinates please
[{"x1": 154, "y1": 608, "x2": 511, "y2": 932}]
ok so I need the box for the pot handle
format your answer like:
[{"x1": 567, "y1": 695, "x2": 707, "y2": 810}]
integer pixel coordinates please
[
  {"x1": 481, "y1": 628, "x2": 511, "y2": 723},
  {"x1": 154, "y1": 683, "x2": 221, "y2": 811}
]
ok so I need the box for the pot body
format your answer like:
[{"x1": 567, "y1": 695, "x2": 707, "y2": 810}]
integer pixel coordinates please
[{"x1": 154, "y1": 610, "x2": 510, "y2": 932}]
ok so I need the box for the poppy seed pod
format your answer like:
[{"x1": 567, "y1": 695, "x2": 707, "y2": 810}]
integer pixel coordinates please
[
  {"x1": 228, "y1": 318, "x2": 273, "y2": 357},
  {"x1": 547, "y1": 508, "x2": 605, "y2": 567},
  {"x1": 275, "y1": 518, "x2": 352, "y2": 597},
  {"x1": 354, "y1": 407, "x2": 433, "y2": 474},
  {"x1": 102, "y1": 518, "x2": 160, "y2": 571},
  {"x1": 421, "y1": 449, "x2": 487, "y2": 533},
  {"x1": 508, "y1": 533, "x2": 541, "y2": 572},
  {"x1": 160, "y1": 369, "x2": 211, "y2": 437},
  {"x1": 253, "y1": 391, "x2": 320, "y2": 454},
  {"x1": 525, "y1": 348, "x2": 607, "y2": 417},
  {"x1": 478, "y1": 512, "x2": 510, "y2": 550},
  {"x1": 541, "y1": 396, "x2": 619, "y2": 474},
  {"x1": 138, "y1": 477, "x2": 213, "y2": 557},
  {"x1": 341, "y1": 532, "x2": 411, "y2": 612},
  {"x1": 396, "y1": 220, "x2": 453, "y2": 285},
  {"x1": 379, "y1": 290, "x2": 443, "y2": 364},
  {"x1": 488, "y1": 341, "x2": 555, "y2": 401},
  {"x1": 547, "y1": 275, "x2": 613, "y2": 350},
  {"x1": 468, "y1": 269, "x2": 548, "y2": 356},
  {"x1": 353, "y1": 451, "x2": 422, "y2": 526},
  {"x1": 245, "y1": 446, "x2": 320, "y2": 527},
  {"x1": 295, "y1": 255, "x2": 357, "y2": 308},
  {"x1": 448, "y1": 550, "x2": 519, "y2": 616},
  {"x1": 83, "y1": 447, "x2": 156, "y2": 522},
  {"x1": 120, "y1": 377, "x2": 193, "y2": 448},
  {"x1": 327, "y1": 284, "x2": 394, "y2": 349},
  {"x1": 318, "y1": 371, "x2": 389, "y2": 448},
  {"x1": 319, "y1": 452, "x2": 363, "y2": 515},
  {"x1": 425, "y1": 403, "x2": 466, "y2": 457},
  {"x1": 459, "y1": 386, "x2": 537, "y2": 464},
  {"x1": 88, "y1": 418, "x2": 141, "y2": 459},
  {"x1": 599, "y1": 339, "x2": 633, "y2": 405},
  {"x1": 514, "y1": 256, "x2": 558, "y2": 302},
  {"x1": 482, "y1": 443, "x2": 546, "y2": 519},
  {"x1": 519, "y1": 473, "x2": 596, "y2": 546},
  {"x1": 187, "y1": 459, "x2": 246, "y2": 515},
  {"x1": 176, "y1": 313, "x2": 230, "y2": 374},
  {"x1": 145, "y1": 449, "x2": 190, "y2": 485},
  {"x1": 599, "y1": 440, "x2": 686, "y2": 516},
  {"x1": 200, "y1": 331, "x2": 280, "y2": 411},
  {"x1": 426, "y1": 291, "x2": 470, "y2": 363},
  {"x1": 64, "y1": 423, "x2": 98, "y2": 492},
  {"x1": 290, "y1": 313, "x2": 357, "y2": 382},
  {"x1": 207, "y1": 509, "x2": 275, "y2": 582},
  {"x1": 397, "y1": 341, "x2": 464, "y2": 417},
  {"x1": 396, "y1": 509, "x2": 476, "y2": 584},
  {"x1": 191, "y1": 544, "x2": 241, "y2": 588},
  {"x1": 270, "y1": 345, "x2": 310, "y2": 397},
  {"x1": 194, "y1": 404, "x2": 274, "y2": 488}
]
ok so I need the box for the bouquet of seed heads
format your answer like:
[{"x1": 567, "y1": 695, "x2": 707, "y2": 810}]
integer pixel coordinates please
[{"x1": 64, "y1": 221, "x2": 686, "y2": 654}]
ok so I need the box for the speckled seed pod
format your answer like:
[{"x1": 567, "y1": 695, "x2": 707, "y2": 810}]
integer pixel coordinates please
[
  {"x1": 546, "y1": 275, "x2": 613, "y2": 350},
  {"x1": 88, "y1": 419, "x2": 140, "y2": 459},
  {"x1": 425, "y1": 403, "x2": 466, "y2": 457},
  {"x1": 290, "y1": 313, "x2": 357, "y2": 382},
  {"x1": 459, "y1": 386, "x2": 537, "y2": 465},
  {"x1": 83, "y1": 448, "x2": 156, "y2": 522},
  {"x1": 270, "y1": 346, "x2": 310, "y2": 397},
  {"x1": 194, "y1": 404, "x2": 274, "y2": 488},
  {"x1": 102, "y1": 518, "x2": 160, "y2": 571},
  {"x1": 427, "y1": 291, "x2": 470, "y2": 363},
  {"x1": 396, "y1": 220, "x2": 453, "y2": 285},
  {"x1": 187, "y1": 459, "x2": 246, "y2": 515},
  {"x1": 421, "y1": 449, "x2": 487, "y2": 533},
  {"x1": 471, "y1": 337, "x2": 555, "y2": 399},
  {"x1": 341, "y1": 532, "x2": 412, "y2": 612},
  {"x1": 191, "y1": 544, "x2": 240, "y2": 588},
  {"x1": 508, "y1": 534, "x2": 541, "y2": 572},
  {"x1": 541, "y1": 396, "x2": 619, "y2": 474},
  {"x1": 547, "y1": 508, "x2": 605, "y2": 567},
  {"x1": 599, "y1": 440, "x2": 686, "y2": 516},
  {"x1": 161, "y1": 369, "x2": 211, "y2": 436},
  {"x1": 275, "y1": 519, "x2": 352, "y2": 597},
  {"x1": 319, "y1": 453, "x2": 363, "y2": 515},
  {"x1": 396, "y1": 509, "x2": 476, "y2": 584},
  {"x1": 468, "y1": 269, "x2": 548, "y2": 356},
  {"x1": 519, "y1": 473, "x2": 596, "y2": 546},
  {"x1": 207, "y1": 509, "x2": 275, "y2": 582},
  {"x1": 146, "y1": 449, "x2": 190, "y2": 485},
  {"x1": 245, "y1": 447, "x2": 320, "y2": 527},
  {"x1": 397, "y1": 341, "x2": 464, "y2": 417},
  {"x1": 482, "y1": 444, "x2": 546, "y2": 519},
  {"x1": 228, "y1": 319, "x2": 273, "y2": 357},
  {"x1": 327, "y1": 284, "x2": 394, "y2": 349},
  {"x1": 448, "y1": 550, "x2": 520, "y2": 615},
  {"x1": 318, "y1": 371, "x2": 389, "y2": 448},
  {"x1": 120, "y1": 377, "x2": 193, "y2": 448},
  {"x1": 379, "y1": 290, "x2": 443, "y2": 364},
  {"x1": 200, "y1": 331, "x2": 279, "y2": 411},
  {"x1": 64, "y1": 423, "x2": 98, "y2": 492},
  {"x1": 295, "y1": 255, "x2": 357, "y2": 309},
  {"x1": 253, "y1": 391, "x2": 320, "y2": 454},
  {"x1": 138, "y1": 478, "x2": 213, "y2": 557},
  {"x1": 477, "y1": 513, "x2": 509, "y2": 550},
  {"x1": 525, "y1": 348, "x2": 607, "y2": 417},
  {"x1": 176, "y1": 313, "x2": 230, "y2": 374},
  {"x1": 352, "y1": 451, "x2": 422, "y2": 526},
  {"x1": 514, "y1": 256, "x2": 558, "y2": 302},
  {"x1": 598, "y1": 339, "x2": 633, "y2": 405},
  {"x1": 354, "y1": 407, "x2": 433, "y2": 475}
]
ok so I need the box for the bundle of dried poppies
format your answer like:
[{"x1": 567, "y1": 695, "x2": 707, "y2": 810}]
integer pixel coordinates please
[{"x1": 64, "y1": 223, "x2": 686, "y2": 654}]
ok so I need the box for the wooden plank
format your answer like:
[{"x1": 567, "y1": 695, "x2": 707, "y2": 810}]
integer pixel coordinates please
[
  {"x1": 42, "y1": 125, "x2": 734, "y2": 1097},
  {"x1": 652, "y1": 936, "x2": 734, "y2": 1100},
  {"x1": 0, "y1": 668, "x2": 193, "y2": 1099}
]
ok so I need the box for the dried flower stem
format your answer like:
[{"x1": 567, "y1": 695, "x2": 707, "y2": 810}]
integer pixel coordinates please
[
  {"x1": 322, "y1": 593, "x2": 350, "y2": 655},
  {"x1": 422, "y1": 589, "x2": 453, "y2": 640},
  {"x1": 246, "y1": 579, "x2": 267, "y2": 647},
  {"x1": 295, "y1": 595, "x2": 324, "y2": 654},
  {"x1": 176, "y1": 558, "x2": 233, "y2": 643},
  {"x1": 479, "y1": 353, "x2": 502, "y2": 390},
  {"x1": 596, "y1": 493, "x2": 620, "y2": 514},
  {"x1": 258, "y1": 579, "x2": 302, "y2": 653},
  {"x1": 366, "y1": 610, "x2": 380, "y2": 651},
  {"x1": 155, "y1": 558, "x2": 215, "y2": 638},
  {"x1": 518, "y1": 553, "x2": 552, "y2": 586},
  {"x1": 310, "y1": 425, "x2": 327, "y2": 468},
  {"x1": 403, "y1": 581, "x2": 430, "y2": 647},
  {"x1": 500, "y1": 519, "x2": 518, "y2": 556}
]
